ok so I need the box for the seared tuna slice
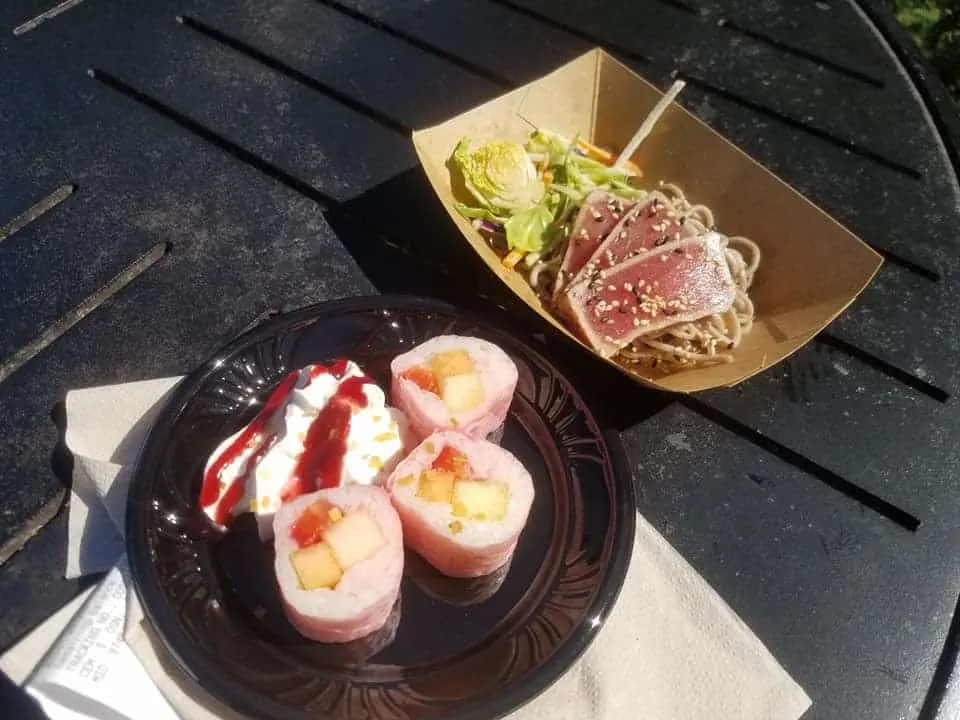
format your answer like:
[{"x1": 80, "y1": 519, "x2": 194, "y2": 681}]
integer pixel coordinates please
[
  {"x1": 553, "y1": 190, "x2": 634, "y2": 295},
  {"x1": 557, "y1": 233, "x2": 736, "y2": 358},
  {"x1": 570, "y1": 191, "x2": 700, "y2": 288}
]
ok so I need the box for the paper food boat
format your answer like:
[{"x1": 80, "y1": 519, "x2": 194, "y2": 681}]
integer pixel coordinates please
[{"x1": 412, "y1": 49, "x2": 882, "y2": 393}]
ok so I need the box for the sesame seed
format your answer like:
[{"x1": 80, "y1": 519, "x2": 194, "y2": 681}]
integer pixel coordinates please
[
  {"x1": 633, "y1": 318, "x2": 641, "y2": 327},
  {"x1": 661, "y1": 254, "x2": 669, "y2": 262},
  {"x1": 684, "y1": 253, "x2": 693, "y2": 259},
  {"x1": 603, "y1": 335, "x2": 614, "y2": 342},
  {"x1": 608, "y1": 284, "x2": 617, "y2": 291},
  {"x1": 641, "y1": 319, "x2": 650, "y2": 326},
  {"x1": 624, "y1": 282, "x2": 633, "y2": 291}
]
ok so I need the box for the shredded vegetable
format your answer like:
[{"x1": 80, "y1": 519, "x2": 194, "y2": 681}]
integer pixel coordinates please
[{"x1": 450, "y1": 129, "x2": 646, "y2": 265}]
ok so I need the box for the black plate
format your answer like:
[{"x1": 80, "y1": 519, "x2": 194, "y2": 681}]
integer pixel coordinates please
[{"x1": 126, "y1": 296, "x2": 635, "y2": 720}]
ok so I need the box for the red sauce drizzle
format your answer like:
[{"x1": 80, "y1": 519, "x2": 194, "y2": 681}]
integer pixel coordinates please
[
  {"x1": 309, "y1": 358, "x2": 351, "y2": 381},
  {"x1": 212, "y1": 482, "x2": 245, "y2": 527},
  {"x1": 202, "y1": 360, "x2": 375, "y2": 525},
  {"x1": 283, "y1": 375, "x2": 373, "y2": 498},
  {"x1": 200, "y1": 369, "x2": 301, "y2": 521}
]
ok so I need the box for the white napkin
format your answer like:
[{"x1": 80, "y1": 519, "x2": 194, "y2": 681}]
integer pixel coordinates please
[{"x1": 2, "y1": 378, "x2": 812, "y2": 720}]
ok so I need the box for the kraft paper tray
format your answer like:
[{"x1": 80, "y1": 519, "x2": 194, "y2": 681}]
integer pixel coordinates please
[{"x1": 412, "y1": 49, "x2": 882, "y2": 393}]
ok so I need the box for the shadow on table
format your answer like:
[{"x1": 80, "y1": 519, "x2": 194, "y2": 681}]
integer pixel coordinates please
[
  {"x1": 1, "y1": 670, "x2": 48, "y2": 719},
  {"x1": 325, "y1": 167, "x2": 673, "y2": 432},
  {"x1": 49, "y1": 403, "x2": 74, "y2": 493}
]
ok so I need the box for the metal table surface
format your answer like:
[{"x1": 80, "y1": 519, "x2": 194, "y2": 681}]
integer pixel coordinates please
[{"x1": 0, "y1": 0, "x2": 958, "y2": 718}]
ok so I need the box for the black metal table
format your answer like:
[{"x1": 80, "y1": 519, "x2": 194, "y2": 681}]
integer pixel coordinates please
[{"x1": 1, "y1": 1, "x2": 958, "y2": 718}]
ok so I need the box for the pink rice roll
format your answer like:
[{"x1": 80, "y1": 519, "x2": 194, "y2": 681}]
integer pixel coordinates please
[
  {"x1": 315, "y1": 597, "x2": 402, "y2": 665},
  {"x1": 390, "y1": 335, "x2": 518, "y2": 440},
  {"x1": 273, "y1": 485, "x2": 403, "y2": 643},
  {"x1": 406, "y1": 550, "x2": 513, "y2": 606},
  {"x1": 385, "y1": 431, "x2": 535, "y2": 578}
]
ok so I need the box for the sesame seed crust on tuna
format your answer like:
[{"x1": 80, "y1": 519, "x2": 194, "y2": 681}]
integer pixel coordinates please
[{"x1": 559, "y1": 233, "x2": 735, "y2": 355}]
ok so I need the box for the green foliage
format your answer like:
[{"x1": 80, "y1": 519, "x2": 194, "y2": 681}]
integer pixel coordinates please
[{"x1": 892, "y1": 0, "x2": 960, "y2": 99}]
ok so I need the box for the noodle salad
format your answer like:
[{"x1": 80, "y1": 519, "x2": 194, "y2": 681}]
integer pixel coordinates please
[{"x1": 450, "y1": 130, "x2": 761, "y2": 372}]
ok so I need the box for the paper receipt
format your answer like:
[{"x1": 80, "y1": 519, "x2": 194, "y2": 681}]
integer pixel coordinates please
[{"x1": 25, "y1": 558, "x2": 179, "y2": 720}]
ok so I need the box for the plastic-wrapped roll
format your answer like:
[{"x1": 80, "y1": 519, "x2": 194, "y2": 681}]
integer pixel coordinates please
[
  {"x1": 390, "y1": 336, "x2": 518, "y2": 441},
  {"x1": 385, "y1": 431, "x2": 534, "y2": 578},
  {"x1": 273, "y1": 485, "x2": 403, "y2": 643}
]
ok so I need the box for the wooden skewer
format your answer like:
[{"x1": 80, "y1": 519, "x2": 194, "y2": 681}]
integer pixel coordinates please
[{"x1": 614, "y1": 79, "x2": 687, "y2": 170}]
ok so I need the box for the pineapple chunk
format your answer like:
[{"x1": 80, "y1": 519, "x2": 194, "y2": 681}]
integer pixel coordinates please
[
  {"x1": 290, "y1": 542, "x2": 342, "y2": 590},
  {"x1": 440, "y1": 372, "x2": 485, "y2": 413},
  {"x1": 324, "y1": 511, "x2": 385, "y2": 570},
  {"x1": 430, "y1": 350, "x2": 475, "y2": 382},
  {"x1": 417, "y1": 469, "x2": 456, "y2": 502},
  {"x1": 451, "y1": 480, "x2": 510, "y2": 521}
]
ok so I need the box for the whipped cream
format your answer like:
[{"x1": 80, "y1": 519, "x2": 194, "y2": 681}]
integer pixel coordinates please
[{"x1": 202, "y1": 360, "x2": 411, "y2": 540}]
